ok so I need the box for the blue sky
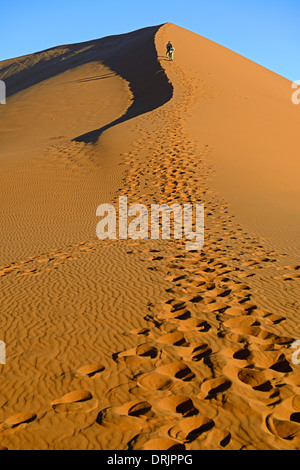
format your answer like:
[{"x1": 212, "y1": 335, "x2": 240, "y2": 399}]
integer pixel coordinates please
[{"x1": 2, "y1": 0, "x2": 299, "y2": 80}]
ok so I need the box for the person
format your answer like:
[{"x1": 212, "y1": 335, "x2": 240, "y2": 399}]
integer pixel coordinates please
[
  {"x1": 166, "y1": 41, "x2": 175, "y2": 61},
  {"x1": 166, "y1": 41, "x2": 173, "y2": 53}
]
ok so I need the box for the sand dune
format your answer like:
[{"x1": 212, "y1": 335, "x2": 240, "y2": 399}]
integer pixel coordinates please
[
  {"x1": 0, "y1": 23, "x2": 299, "y2": 450},
  {"x1": 164, "y1": 24, "x2": 300, "y2": 254}
]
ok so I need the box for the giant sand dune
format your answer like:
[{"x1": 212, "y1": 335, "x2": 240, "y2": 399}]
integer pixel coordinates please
[{"x1": 0, "y1": 23, "x2": 299, "y2": 450}]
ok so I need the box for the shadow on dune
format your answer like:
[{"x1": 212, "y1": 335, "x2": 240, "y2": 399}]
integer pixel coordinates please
[{"x1": 1, "y1": 25, "x2": 173, "y2": 144}]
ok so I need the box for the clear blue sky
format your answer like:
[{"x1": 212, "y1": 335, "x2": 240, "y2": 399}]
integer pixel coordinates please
[{"x1": 2, "y1": 0, "x2": 299, "y2": 80}]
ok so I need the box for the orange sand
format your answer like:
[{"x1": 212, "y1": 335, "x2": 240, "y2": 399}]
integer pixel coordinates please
[{"x1": 0, "y1": 23, "x2": 299, "y2": 450}]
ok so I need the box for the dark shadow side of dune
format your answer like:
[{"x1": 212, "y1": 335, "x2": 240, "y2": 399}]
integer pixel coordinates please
[{"x1": 1, "y1": 24, "x2": 173, "y2": 144}]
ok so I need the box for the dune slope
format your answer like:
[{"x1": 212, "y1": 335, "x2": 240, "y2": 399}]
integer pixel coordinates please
[
  {"x1": 0, "y1": 23, "x2": 299, "y2": 451},
  {"x1": 159, "y1": 24, "x2": 300, "y2": 255}
]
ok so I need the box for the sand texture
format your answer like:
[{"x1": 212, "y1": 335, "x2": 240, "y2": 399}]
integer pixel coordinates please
[{"x1": 0, "y1": 23, "x2": 299, "y2": 450}]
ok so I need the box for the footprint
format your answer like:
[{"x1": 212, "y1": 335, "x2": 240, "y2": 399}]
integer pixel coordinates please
[
  {"x1": 156, "y1": 361, "x2": 195, "y2": 381},
  {"x1": 237, "y1": 368, "x2": 271, "y2": 389},
  {"x1": 225, "y1": 325, "x2": 271, "y2": 343},
  {"x1": 177, "y1": 317, "x2": 210, "y2": 332},
  {"x1": 284, "y1": 265, "x2": 300, "y2": 271},
  {"x1": 117, "y1": 344, "x2": 159, "y2": 360},
  {"x1": 116, "y1": 400, "x2": 152, "y2": 417},
  {"x1": 157, "y1": 331, "x2": 187, "y2": 346},
  {"x1": 224, "y1": 363, "x2": 280, "y2": 401},
  {"x1": 0, "y1": 412, "x2": 36, "y2": 431},
  {"x1": 222, "y1": 392, "x2": 251, "y2": 414},
  {"x1": 237, "y1": 302, "x2": 257, "y2": 312},
  {"x1": 167, "y1": 415, "x2": 214, "y2": 442},
  {"x1": 137, "y1": 373, "x2": 173, "y2": 391},
  {"x1": 265, "y1": 414, "x2": 300, "y2": 440},
  {"x1": 177, "y1": 342, "x2": 212, "y2": 362},
  {"x1": 290, "y1": 395, "x2": 300, "y2": 416},
  {"x1": 224, "y1": 316, "x2": 258, "y2": 330},
  {"x1": 75, "y1": 363, "x2": 105, "y2": 377},
  {"x1": 163, "y1": 299, "x2": 186, "y2": 313},
  {"x1": 158, "y1": 394, "x2": 198, "y2": 417},
  {"x1": 127, "y1": 328, "x2": 150, "y2": 336},
  {"x1": 263, "y1": 313, "x2": 285, "y2": 324},
  {"x1": 242, "y1": 261, "x2": 258, "y2": 267},
  {"x1": 237, "y1": 272, "x2": 255, "y2": 279},
  {"x1": 205, "y1": 287, "x2": 231, "y2": 298},
  {"x1": 205, "y1": 428, "x2": 231, "y2": 448},
  {"x1": 164, "y1": 307, "x2": 191, "y2": 320},
  {"x1": 247, "y1": 350, "x2": 291, "y2": 372},
  {"x1": 97, "y1": 407, "x2": 147, "y2": 431},
  {"x1": 50, "y1": 390, "x2": 96, "y2": 413},
  {"x1": 204, "y1": 302, "x2": 228, "y2": 313},
  {"x1": 143, "y1": 437, "x2": 185, "y2": 450},
  {"x1": 198, "y1": 376, "x2": 231, "y2": 399}
]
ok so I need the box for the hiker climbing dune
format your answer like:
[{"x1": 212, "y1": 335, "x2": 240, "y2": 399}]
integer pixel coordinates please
[{"x1": 166, "y1": 41, "x2": 175, "y2": 61}]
